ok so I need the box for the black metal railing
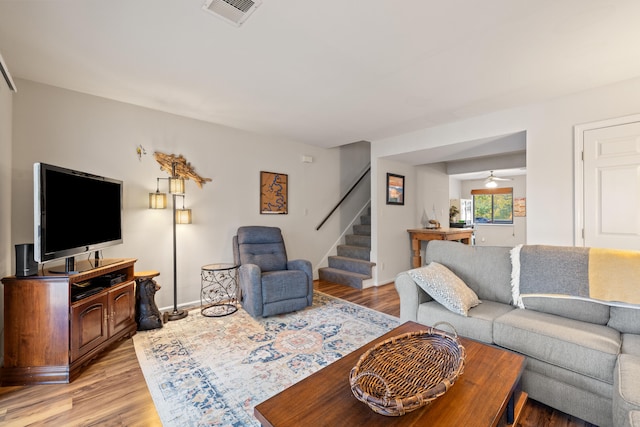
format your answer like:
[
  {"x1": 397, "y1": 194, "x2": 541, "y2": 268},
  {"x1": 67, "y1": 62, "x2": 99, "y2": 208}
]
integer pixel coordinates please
[{"x1": 316, "y1": 165, "x2": 371, "y2": 231}]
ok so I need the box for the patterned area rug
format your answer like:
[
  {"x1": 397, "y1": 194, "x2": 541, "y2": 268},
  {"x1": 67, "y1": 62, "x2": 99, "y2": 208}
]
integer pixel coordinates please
[{"x1": 133, "y1": 291, "x2": 399, "y2": 426}]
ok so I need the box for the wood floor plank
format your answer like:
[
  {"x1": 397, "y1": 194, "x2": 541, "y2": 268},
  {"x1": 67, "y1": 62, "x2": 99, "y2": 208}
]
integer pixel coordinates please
[{"x1": 0, "y1": 280, "x2": 593, "y2": 426}]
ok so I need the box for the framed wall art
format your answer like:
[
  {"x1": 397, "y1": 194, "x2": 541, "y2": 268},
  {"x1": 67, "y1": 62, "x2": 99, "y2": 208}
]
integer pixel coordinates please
[
  {"x1": 260, "y1": 171, "x2": 288, "y2": 214},
  {"x1": 514, "y1": 197, "x2": 526, "y2": 217},
  {"x1": 386, "y1": 173, "x2": 405, "y2": 205}
]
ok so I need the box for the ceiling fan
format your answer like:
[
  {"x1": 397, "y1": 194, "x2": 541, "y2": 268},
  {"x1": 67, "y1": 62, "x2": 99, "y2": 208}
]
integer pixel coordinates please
[{"x1": 484, "y1": 171, "x2": 512, "y2": 188}]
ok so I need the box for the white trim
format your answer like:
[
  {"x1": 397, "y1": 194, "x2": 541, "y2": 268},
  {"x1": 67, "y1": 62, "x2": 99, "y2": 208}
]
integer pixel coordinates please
[{"x1": 573, "y1": 113, "x2": 640, "y2": 247}]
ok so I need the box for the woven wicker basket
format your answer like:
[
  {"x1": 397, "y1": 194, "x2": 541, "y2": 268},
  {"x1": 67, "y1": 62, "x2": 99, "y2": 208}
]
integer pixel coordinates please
[{"x1": 349, "y1": 322, "x2": 465, "y2": 416}]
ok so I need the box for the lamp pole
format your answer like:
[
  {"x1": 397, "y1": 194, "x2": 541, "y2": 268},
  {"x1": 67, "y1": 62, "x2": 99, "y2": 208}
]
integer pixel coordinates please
[{"x1": 165, "y1": 167, "x2": 187, "y2": 321}]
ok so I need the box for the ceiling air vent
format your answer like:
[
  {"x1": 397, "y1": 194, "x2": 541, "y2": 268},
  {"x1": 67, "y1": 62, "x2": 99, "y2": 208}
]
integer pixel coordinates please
[{"x1": 202, "y1": 0, "x2": 262, "y2": 27}]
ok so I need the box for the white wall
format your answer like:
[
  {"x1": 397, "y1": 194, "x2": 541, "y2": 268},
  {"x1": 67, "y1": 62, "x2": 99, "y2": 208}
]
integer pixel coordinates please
[
  {"x1": 416, "y1": 163, "x2": 450, "y2": 228},
  {"x1": 0, "y1": 68, "x2": 13, "y2": 354},
  {"x1": 11, "y1": 80, "x2": 369, "y2": 309},
  {"x1": 372, "y1": 75, "x2": 640, "y2": 281},
  {"x1": 371, "y1": 157, "x2": 416, "y2": 285}
]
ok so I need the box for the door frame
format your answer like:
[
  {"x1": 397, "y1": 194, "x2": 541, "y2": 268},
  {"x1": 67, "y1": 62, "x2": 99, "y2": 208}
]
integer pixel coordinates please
[{"x1": 574, "y1": 113, "x2": 640, "y2": 246}]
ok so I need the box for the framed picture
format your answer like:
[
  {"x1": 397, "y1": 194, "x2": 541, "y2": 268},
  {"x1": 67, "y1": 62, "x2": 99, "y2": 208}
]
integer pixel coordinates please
[
  {"x1": 514, "y1": 197, "x2": 526, "y2": 217},
  {"x1": 386, "y1": 173, "x2": 405, "y2": 205},
  {"x1": 260, "y1": 171, "x2": 288, "y2": 214}
]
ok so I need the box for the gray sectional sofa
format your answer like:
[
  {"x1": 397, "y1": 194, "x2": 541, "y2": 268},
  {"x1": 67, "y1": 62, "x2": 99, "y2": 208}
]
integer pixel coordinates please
[{"x1": 395, "y1": 240, "x2": 640, "y2": 427}]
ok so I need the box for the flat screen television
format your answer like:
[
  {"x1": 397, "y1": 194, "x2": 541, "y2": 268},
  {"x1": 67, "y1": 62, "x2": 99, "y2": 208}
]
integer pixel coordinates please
[{"x1": 34, "y1": 162, "x2": 123, "y2": 272}]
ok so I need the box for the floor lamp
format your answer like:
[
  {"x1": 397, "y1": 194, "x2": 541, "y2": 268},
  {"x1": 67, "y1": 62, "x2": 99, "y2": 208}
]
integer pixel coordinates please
[{"x1": 149, "y1": 152, "x2": 210, "y2": 322}]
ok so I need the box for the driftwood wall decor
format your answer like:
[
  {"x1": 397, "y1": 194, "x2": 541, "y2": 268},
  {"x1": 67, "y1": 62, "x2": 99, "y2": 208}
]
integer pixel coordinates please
[{"x1": 153, "y1": 152, "x2": 212, "y2": 188}]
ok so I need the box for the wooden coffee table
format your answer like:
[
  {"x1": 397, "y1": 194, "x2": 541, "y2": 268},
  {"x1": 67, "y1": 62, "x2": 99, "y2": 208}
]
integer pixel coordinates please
[{"x1": 255, "y1": 321, "x2": 527, "y2": 427}]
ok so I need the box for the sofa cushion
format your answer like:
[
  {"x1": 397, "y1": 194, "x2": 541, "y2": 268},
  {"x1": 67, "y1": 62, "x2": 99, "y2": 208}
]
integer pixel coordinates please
[
  {"x1": 417, "y1": 300, "x2": 514, "y2": 344},
  {"x1": 408, "y1": 262, "x2": 480, "y2": 316},
  {"x1": 631, "y1": 411, "x2": 640, "y2": 427},
  {"x1": 525, "y1": 357, "x2": 612, "y2": 399},
  {"x1": 521, "y1": 296, "x2": 610, "y2": 325},
  {"x1": 494, "y1": 308, "x2": 621, "y2": 384},
  {"x1": 425, "y1": 241, "x2": 513, "y2": 304},
  {"x1": 609, "y1": 306, "x2": 640, "y2": 334},
  {"x1": 613, "y1": 355, "x2": 640, "y2": 427}
]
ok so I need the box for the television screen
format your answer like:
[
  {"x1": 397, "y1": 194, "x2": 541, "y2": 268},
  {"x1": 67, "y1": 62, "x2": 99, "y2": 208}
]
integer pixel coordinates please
[{"x1": 34, "y1": 163, "x2": 123, "y2": 266}]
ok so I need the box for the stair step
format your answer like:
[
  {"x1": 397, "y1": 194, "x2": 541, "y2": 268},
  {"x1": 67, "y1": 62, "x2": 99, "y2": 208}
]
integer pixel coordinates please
[
  {"x1": 353, "y1": 224, "x2": 371, "y2": 236},
  {"x1": 337, "y1": 244, "x2": 370, "y2": 261},
  {"x1": 345, "y1": 234, "x2": 371, "y2": 248},
  {"x1": 328, "y1": 256, "x2": 375, "y2": 276},
  {"x1": 360, "y1": 215, "x2": 371, "y2": 226},
  {"x1": 318, "y1": 267, "x2": 369, "y2": 290}
]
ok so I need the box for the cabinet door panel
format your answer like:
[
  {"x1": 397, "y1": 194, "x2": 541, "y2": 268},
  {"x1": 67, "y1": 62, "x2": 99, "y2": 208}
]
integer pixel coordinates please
[
  {"x1": 109, "y1": 281, "x2": 136, "y2": 336},
  {"x1": 70, "y1": 294, "x2": 109, "y2": 362}
]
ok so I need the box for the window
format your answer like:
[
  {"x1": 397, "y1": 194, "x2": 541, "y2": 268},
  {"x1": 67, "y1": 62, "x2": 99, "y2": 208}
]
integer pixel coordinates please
[{"x1": 471, "y1": 187, "x2": 513, "y2": 224}]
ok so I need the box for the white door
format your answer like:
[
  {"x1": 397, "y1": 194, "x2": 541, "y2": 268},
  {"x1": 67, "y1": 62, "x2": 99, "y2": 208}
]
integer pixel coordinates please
[{"x1": 581, "y1": 120, "x2": 640, "y2": 250}]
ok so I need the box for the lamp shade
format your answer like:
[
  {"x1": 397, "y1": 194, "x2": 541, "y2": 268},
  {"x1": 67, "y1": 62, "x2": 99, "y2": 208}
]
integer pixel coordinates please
[
  {"x1": 485, "y1": 180, "x2": 498, "y2": 188},
  {"x1": 169, "y1": 178, "x2": 185, "y2": 194},
  {"x1": 149, "y1": 192, "x2": 167, "y2": 209},
  {"x1": 176, "y1": 208, "x2": 192, "y2": 224}
]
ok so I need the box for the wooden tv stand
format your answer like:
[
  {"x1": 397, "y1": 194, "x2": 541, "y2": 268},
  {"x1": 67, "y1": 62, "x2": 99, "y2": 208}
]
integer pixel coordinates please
[{"x1": 1, "y1": 258, "x2": 138, "y2": 385}]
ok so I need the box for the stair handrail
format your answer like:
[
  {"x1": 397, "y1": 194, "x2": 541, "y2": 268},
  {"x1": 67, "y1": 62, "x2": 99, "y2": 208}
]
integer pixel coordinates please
[{"x1": 316, "y1": 164, "x2": 371, "y2": 231}]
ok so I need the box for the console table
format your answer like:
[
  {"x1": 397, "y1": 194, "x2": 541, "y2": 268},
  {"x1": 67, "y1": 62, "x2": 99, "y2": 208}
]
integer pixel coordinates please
[
  {"x1": 1, "y1": 258, "x2": 137, "y2": 385},
  {"x1": 407, "y1": 228, "x2": 474, "y2": 268}
]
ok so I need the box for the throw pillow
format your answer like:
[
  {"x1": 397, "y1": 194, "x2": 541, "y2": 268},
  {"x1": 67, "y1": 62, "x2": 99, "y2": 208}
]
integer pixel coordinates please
[{"x1": 408, "y1": 262, "x2": 480, "y2": 316}]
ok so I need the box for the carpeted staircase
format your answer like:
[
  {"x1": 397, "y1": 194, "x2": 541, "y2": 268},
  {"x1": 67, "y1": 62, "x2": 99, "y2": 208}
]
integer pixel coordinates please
[{"x1": 318, "y1": 208, "x2": 375, "y2": 289}]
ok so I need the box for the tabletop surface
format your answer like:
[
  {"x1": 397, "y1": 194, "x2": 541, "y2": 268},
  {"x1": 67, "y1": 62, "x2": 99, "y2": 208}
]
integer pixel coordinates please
[{"x1": 201, "y1": 263, "x2": 239, "y2": 271}]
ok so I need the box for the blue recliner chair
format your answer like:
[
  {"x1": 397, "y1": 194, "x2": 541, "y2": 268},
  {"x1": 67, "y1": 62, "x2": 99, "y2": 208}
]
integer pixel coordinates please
[{"x1": 233, "y1": 226, "x2": 313, "y2": 317}]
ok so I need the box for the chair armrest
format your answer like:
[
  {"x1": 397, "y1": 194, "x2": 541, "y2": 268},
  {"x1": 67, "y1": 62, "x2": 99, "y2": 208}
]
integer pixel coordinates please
[
  {"x1": 288, "y1": 259, "x2": 313, "y2": 304},
  {"x1": 288, "y1": 259, "x2": 311, "y2": 278},
  {"x1": 239, "y1": 264, "x2": 263, "y2": 317},
  {"x1": 395, "y1": 271, "x2": 432, "y2": 323}
]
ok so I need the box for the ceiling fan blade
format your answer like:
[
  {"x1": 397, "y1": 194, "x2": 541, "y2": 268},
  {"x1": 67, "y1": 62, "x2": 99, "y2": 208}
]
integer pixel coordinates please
[{"x1": 484, "y1": 171, "x2": 513, "y2": 182}]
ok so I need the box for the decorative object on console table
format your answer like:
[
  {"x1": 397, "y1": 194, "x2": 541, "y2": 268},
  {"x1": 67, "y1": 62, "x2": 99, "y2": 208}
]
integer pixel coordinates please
[
  {"x1": 449, "y1": 205, "x2": 459, "y2": 223},
  {"x1": 135, "y1": 270, "x2": 163, "y2": 330},
  {"x1": 260, "y1": 171, "x2": 288, "y2": 214},
  {"x1": 149, "y1": 152, "x2": 211, "y2": 321},
  {"x1": 386, "y1": 173, "x2": 405, "y2": 205}
]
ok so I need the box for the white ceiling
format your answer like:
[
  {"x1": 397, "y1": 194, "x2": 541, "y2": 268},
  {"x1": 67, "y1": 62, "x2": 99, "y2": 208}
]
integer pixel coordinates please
[{"x1": 2, "y1": 1, "x2": 640, "y2": 148}]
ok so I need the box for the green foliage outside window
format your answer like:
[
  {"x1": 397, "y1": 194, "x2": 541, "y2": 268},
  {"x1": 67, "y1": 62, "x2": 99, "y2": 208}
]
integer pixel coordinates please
[{"x1": 473, "y1": 193, "x2": 513, "y2": 224}]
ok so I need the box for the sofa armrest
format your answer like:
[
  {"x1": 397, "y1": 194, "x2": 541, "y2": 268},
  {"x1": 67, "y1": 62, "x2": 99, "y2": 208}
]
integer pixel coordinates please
[
  {"x1": 395, "y1": 271, "x2": 432, "y2": 323},
  {"x1": 614, "y1": 354, "x2": 640, "y2": 427},
  {"x1": 239, "y1": 263, "x2": 263, "y2": 317}
]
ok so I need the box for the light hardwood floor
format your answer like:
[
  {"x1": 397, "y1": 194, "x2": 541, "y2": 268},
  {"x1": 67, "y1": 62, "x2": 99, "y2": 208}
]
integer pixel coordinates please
[{"x1": 0, "y1": 280, "x2": 595, "y2": 426}]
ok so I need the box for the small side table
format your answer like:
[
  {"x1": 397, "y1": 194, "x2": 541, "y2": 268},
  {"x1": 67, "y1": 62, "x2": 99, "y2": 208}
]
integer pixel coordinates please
[{"x1": 201, "y1": 263, "x2": 240, "y2": 317}]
